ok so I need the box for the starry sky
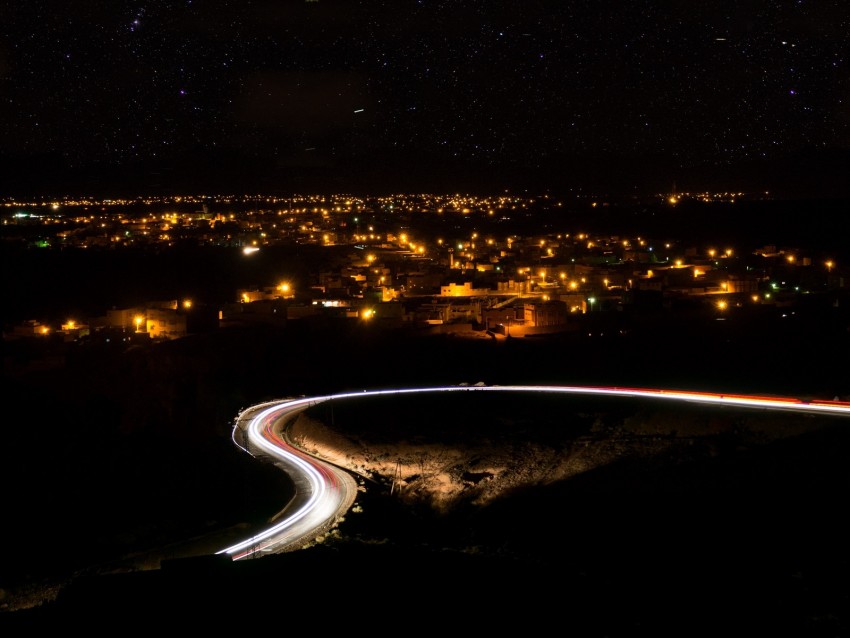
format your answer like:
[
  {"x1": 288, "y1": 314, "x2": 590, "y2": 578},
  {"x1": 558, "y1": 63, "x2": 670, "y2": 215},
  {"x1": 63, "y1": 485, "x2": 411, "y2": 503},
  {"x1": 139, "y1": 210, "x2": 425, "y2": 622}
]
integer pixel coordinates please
[{"x1": 2, "y1": 1, "x2": 848, "y2": 196}]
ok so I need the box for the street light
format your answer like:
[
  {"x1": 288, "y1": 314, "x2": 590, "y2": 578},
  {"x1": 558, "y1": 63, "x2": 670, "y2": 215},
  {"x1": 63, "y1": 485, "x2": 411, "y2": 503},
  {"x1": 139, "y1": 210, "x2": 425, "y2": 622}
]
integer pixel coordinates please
[{"x1": 134, "y1": 315, "x2": 144, "y2": 333}]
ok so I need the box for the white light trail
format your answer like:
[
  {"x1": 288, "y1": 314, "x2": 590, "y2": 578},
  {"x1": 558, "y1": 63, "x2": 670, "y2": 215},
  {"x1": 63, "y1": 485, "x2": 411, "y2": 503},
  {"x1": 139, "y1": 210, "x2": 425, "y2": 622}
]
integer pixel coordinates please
[{"x1": 219, "y1": 385, "x2": 849, "y2": 559}]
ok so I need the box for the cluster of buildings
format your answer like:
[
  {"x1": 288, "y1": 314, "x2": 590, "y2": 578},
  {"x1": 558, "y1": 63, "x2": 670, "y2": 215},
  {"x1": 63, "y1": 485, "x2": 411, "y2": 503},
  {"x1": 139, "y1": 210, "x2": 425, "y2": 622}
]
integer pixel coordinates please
[
  {"x1": 8, "y1": 299, "x2": 197, "y2": 345},
  {"x1": 221, "y1": 232, "x2": 842, "y2": 338},
  {"x1": 3, "y1": 192, "x2": 845, "y2": 345}
]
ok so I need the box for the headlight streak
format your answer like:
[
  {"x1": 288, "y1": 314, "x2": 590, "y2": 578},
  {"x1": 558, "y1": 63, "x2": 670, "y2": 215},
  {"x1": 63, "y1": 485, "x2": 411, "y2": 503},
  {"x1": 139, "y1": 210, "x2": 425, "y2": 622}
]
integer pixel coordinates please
[
  {"x1": 220, "y1": 385, "x2": 850, "y2": 560},
  {"x1": 230, "y1": 424, "x2": 251, "y2": 456},
  {"x1": 219, "y1": 402, "x2": 329, "y2": 557}
]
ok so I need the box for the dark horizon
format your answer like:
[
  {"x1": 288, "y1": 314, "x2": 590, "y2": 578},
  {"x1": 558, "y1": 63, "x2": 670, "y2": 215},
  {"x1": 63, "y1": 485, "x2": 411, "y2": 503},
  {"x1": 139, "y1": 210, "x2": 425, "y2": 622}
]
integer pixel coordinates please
[{"x1": 3, "y1": 146, "x2": 850, "y2": 200}]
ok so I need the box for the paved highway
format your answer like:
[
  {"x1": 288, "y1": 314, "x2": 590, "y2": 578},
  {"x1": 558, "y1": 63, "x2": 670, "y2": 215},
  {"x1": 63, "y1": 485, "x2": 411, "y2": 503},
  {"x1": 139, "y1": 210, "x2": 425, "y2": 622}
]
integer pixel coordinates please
[
  {"x1": 218, "y1": 385, "x2": 850, "y2": 560},
  {"x1": 217, "y1": 397, "x2": 358, "y2": 560}
]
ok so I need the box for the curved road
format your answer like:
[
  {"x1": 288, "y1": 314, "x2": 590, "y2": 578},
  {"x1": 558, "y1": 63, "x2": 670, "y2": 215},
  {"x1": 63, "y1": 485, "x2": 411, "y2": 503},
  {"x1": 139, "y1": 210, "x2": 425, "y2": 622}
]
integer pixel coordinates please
[
  {"x1": 217, "y1": 385, "x2": 850, "y2": 560},
  {"x1": 216, "y1": 397, "x2": 358, "y2": 560}
]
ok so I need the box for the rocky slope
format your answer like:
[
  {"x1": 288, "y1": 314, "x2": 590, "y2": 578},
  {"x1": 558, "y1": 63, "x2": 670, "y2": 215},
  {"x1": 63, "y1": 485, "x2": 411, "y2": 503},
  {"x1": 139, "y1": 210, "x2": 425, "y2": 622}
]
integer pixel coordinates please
[{"x1": 289, "y1": 390, "x2": 841, "y2": 518}]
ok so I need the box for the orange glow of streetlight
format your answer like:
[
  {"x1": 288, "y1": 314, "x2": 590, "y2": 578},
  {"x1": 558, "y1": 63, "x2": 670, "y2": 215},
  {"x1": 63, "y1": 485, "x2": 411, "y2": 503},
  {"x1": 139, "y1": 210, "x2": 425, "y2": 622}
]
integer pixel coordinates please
[
  {"x1": 134, "y1": 315, "x2": 144, "y2": 332},
  {"x1": 717, "y1": 300, "x2": 728, "y2": 311},
  {"x1": 183, "y1": 299, "x2": 192, "y2": 309}
]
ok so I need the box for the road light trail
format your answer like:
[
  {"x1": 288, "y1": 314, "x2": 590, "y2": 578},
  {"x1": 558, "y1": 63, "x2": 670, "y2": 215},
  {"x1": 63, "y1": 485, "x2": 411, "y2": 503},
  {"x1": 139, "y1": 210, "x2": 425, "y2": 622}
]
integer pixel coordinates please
[
  {"x1": 217, "y1": 397, "x2": 353, "y2": 559},
  {"x1": 218, "y1": 385, "x2": 850, "y2": 560}
]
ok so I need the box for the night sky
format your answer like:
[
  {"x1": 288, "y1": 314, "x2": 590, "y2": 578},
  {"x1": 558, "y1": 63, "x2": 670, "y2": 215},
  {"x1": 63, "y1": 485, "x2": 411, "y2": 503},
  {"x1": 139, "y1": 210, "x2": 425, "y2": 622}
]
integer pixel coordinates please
[{"x1": 2, "y1": 1, "x2": 848, "y2": 196}]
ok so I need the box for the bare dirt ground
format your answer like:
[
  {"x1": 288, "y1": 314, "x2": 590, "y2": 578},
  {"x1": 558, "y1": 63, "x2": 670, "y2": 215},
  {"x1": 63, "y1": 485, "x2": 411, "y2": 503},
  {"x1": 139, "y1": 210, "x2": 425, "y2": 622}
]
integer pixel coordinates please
[{"x1": 288, "y1": 392, "x2": 837, "y2": 516}]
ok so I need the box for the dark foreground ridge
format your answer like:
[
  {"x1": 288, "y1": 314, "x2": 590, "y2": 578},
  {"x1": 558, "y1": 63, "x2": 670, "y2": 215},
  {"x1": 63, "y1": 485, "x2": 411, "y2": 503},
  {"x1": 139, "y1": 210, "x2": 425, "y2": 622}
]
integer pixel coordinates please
[{"x1": 5, "y1": 420, "x2": 848, "y2": 635}]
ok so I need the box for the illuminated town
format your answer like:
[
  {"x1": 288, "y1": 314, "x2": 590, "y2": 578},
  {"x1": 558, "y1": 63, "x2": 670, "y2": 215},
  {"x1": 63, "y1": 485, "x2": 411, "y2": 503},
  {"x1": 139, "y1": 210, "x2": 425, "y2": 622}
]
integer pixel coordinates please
[
  {"x1": 4, "y1": 0, "x2": 849, "y2": 629},
  {"x1": 2, "y1": 191, "x2": 844, "y2": 347}
]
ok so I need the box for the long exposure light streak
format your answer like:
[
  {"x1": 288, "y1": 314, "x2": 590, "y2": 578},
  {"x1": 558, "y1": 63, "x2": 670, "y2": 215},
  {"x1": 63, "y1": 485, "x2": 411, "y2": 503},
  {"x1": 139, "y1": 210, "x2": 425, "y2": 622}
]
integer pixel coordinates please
[{"x1": 219, "y1": 385, "x2": 850, "y2": 560}]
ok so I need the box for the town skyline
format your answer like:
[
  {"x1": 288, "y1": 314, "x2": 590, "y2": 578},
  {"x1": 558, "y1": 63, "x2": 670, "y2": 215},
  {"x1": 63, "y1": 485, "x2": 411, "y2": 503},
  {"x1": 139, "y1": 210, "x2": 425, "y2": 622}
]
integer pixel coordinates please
[{"x1": 4, "y1": 190, "x2": 845, "y2": 360}]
